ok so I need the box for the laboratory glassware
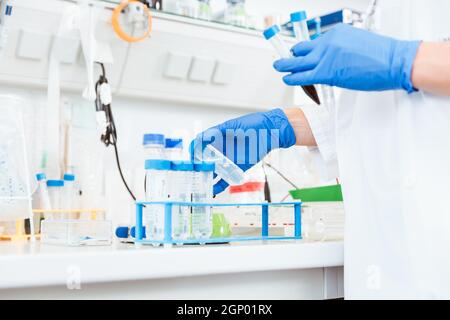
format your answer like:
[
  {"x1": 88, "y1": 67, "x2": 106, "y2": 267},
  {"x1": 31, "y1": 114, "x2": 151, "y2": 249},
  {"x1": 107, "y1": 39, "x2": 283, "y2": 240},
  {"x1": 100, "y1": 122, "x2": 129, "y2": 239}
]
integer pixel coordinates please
[
  {"x1": 46, "y1": 180, "x2": 64, "y2": 220},
  {"x1": 63, "y1": 173, "x2": 76, "y2": 219},
  {"x1": 165, "y1": 138, "x2": 183, "y2": 160},
  {"x1": 198, "y1": 0, "x2": 211, "y2": 21},
  {"x1": 292, "y1": 13, "x2": 336, "y2": 109},
  {"x1": 145, "y1": 159, "x2": 171, "y2": 242},
  {"x1": 191, "y1": 162, "x2": 215, "y2": 240},
  {"x1": 225, "y1": 0, "x2": 246, "y2": 27},
  {"x1": 302, "y1": 202, "x2": 345, "y2": 241},
  {"x1": 143, "y1": 133, "x2": 165, "y2": 160},
  {"x1": 181, "y1": 0, "x2": 199, "y2": 18},
  {"x1": 36, "y1": 173, "x2": 51, "y2": 210},
  {"x1": 41, "y1": 219, "x2": 112, "y2": 246},
  {"x1": 0, "y1": 95, "x2": 34, "y2": 233},
  {"x1": 227, "y1": 182, "x2": 265, "y2": 236},
  {"x1": 194, "y1": 144, "x2": 245, "y2": 187},
  {"x1": 291, "y1": 11, "x2": 310, "y2": 42},
  {"x1": 170, "y1": 161, "x2": 193, "y2": 241},
  {"x1": 263, "y1": 25, "x2": 320, "y2": 105}
]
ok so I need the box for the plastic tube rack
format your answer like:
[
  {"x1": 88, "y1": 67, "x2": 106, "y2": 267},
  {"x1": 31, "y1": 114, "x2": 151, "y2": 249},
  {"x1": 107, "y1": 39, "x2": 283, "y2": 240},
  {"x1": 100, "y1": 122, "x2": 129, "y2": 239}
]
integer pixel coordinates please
[{"x1": 135, "y1": 201, "x2": 302, "y2": 246}]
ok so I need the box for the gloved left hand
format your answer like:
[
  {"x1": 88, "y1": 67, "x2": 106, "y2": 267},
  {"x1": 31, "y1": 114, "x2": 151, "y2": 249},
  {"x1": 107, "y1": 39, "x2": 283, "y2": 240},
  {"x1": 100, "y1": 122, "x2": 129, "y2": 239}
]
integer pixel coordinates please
[
  {"x1": 274, "y1": 24, "x2": 421, "y2": 93},
  {"x1": 190, "y1": 108, "x2": 296, "y2": 195}
]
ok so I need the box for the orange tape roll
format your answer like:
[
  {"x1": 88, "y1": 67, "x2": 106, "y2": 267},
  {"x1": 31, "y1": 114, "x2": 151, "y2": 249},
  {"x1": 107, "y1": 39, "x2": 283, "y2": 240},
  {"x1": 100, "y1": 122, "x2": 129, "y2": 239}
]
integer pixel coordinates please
[{"x1": 112, "y1": 0, "x2": 152, "y2": 43}]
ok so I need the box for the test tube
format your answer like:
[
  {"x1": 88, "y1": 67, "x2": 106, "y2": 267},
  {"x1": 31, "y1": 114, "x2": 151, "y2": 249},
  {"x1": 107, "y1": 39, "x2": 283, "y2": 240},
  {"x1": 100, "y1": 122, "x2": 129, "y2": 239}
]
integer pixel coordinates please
[
  {"x1": 170, "y1": 161, "x2": 193, "y2": 241},
  {"x1": 194, "y1": 144, "x2": 245, "y2": 187},
  {"x1": 63, "y1": 173, "x2": 76, "y2": 219},
  {"x1": 263, "y1": 24, "x2": 292, "y2": 59},
  {"x1": 46, "y1": 180, "x2": 64, "y2": 220},
  {"x1": 165, "y1": 138, "x2": 184, "y2": 160},
  {"x1": 143, "y1": 133, "x2": 165, "y2": 160},
  {"x1": 191, "y1": 162, "x2": 215, "y2": 240},
  {"x1": 263, "y1": 25, "x2": 320, "y2": 105},
  {"x1": 291, "y1": 11, "x2": 310, "y2": 42},
  {"x1": 36, "y1": 173, "x2": 52, "y2": 220},
  {"x1": 144, "y1": 160, "x2": 171, "y2": 243}
]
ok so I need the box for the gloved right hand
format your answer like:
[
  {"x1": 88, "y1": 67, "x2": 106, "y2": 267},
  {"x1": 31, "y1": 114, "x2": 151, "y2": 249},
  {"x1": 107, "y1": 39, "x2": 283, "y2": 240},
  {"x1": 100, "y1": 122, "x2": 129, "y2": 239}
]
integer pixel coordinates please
[
  {"x1": 273, "y1": 24, "x2": 421, "y2": 93},
  {"x1": 190, "y1": 108, "x2": 296, "y2": 195}
]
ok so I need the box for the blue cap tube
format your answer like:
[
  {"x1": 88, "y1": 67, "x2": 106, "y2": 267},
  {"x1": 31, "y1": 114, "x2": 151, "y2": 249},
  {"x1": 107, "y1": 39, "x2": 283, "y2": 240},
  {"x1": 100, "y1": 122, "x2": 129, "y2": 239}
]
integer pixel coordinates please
[
  {"x1": 263, "y1": 25, "x2": 281, "y2": 40},
  {"x1": 290, "y1": 11, "x2": 307, "y2": 22}
]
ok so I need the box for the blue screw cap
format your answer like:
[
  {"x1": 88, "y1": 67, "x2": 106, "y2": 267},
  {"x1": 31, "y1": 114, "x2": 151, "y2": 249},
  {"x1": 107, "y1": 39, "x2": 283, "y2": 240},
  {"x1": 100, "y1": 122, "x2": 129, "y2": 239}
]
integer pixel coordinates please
[
  {"x1": 291, "y1": 11, "x2": 307, "y2": 22},
  {"x1": 130, "y1": 226, "x2": 146, "y2": 238},
  {"x1": 165, "y1": 138, "x2": 183, "y2": 149},
  {"x1": 263, "y1": 25, "x2": 281, "y2": 40},
  {"x1": 145, "y1": 159, "x2": 171, "y2": 170},
  {"x1": 194, "y1": 162, "x2": 215, "y2": 172},
  {"x1": 115, "y1": 226, "x2": 130, "y2": 239},
  {"x1": 143, "y1": 133, "x2": 165, "y2": 146},
  {"x1": 171, "y1": 161, "x2": 194, "y2": 172},
  {"x1": 46, "y1": 180, "x2": 64, "y2": 187},
  {"x1": 63, "y1": 174, "x2": 75, "y2": 181}
]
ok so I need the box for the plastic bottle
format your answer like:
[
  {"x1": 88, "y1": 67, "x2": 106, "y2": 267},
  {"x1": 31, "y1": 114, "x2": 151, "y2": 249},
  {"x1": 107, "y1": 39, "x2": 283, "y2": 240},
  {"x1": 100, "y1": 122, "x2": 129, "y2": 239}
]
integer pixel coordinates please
[
  {"x1": 36, "y1": 173, "x2": 52, "y2": 219},
  {"x1": 181, "y1": 0, "x2": 199, "y2": 18},
  {"x1": 170, "y1": 161, "x2": 194, "y2": 241},
  {"x1": 144, "y1": 160, "x2": 171, "y2": 242},
  {"x1": 46, "y1": 180, "x2": 64, "y2": 220},
  {"x1": 143, "y1": 133, "x2": 165, "y2": 160},
  {"x1": 227, "y1": 182, "x2": 265, "y2": 233},
  {"x1": 194, "y1": 144, "x2": 245, "y2": 187},
  {"x1": 63, "y1": 173, "x2": 76, "y2": 219},
  {"x1": 225, "y1": 0, "x2": 246, "y2": 27},
  {"x1": 165, "y1": 138, "x2": 183, "y2": 161},
  {"x1": 291, "y1": 11, "x2": 310, "y2": 42},
  {"x1": 198, "y1": 0, "x2": 211, "y2": 21},
  {"x1": 191, "y1": 162, "x2": 215, "y2": 240}
]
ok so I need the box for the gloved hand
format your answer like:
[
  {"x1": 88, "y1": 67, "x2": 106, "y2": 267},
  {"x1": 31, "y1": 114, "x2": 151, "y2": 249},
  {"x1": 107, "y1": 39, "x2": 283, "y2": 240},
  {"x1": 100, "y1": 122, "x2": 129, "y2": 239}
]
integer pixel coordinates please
[
  {"x1": 274, "y1": 23, "x2": 421, "y2": 93},
  {"x1": 190, "y1": 108, "x2": 296, "y2": 195}
]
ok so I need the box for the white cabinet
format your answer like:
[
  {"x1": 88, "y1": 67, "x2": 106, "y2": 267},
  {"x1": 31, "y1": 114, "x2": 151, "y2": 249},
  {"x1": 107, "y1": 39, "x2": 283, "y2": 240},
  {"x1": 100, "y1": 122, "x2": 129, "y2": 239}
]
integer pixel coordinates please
[{"x1": 0, "y1": 0, "x2": 298, "y2": 110}]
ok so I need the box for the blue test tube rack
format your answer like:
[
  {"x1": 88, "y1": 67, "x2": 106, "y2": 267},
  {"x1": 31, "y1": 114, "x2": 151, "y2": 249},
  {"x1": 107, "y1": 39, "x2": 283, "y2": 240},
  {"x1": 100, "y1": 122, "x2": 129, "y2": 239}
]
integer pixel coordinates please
[{"x1": 134, "y1": 201, "x2": 302, "y2": 246}]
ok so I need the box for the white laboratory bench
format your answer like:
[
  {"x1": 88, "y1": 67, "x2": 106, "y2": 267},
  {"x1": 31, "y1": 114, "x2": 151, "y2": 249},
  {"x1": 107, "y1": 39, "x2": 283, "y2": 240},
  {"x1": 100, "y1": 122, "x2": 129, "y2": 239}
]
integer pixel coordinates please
[{"x1": 0, "y1": 240, "x2": 344, "y2": 300}]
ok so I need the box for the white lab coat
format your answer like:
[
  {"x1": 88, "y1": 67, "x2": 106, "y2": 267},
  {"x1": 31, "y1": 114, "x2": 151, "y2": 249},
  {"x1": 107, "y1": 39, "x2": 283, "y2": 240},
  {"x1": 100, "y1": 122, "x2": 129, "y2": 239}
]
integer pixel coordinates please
[{"x1": 301, "y1": 0, "x2": 450, "y2": 299}]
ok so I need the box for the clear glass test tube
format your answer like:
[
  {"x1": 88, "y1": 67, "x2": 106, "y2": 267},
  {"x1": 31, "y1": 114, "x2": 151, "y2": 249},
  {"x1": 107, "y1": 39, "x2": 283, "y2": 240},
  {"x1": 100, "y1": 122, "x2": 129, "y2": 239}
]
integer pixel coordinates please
[
  {"x1": 263, "y1": 24, "x2": 292, "y2": 59},
  {"x1": 144, "y1": 160, "x2": 171, "y2": 243},
  {"x1": 170, "y1": 161, "x2": 193, "y2": 241},
  {"x1": 291, "y1": 11, "x2": 310, "y2": 42},
  {"x1": 46, "y1": 180, "x2": 64, "y2": 220},
  {"x1": 191, "y1": 162, "x2": 215, "y2": 240}
]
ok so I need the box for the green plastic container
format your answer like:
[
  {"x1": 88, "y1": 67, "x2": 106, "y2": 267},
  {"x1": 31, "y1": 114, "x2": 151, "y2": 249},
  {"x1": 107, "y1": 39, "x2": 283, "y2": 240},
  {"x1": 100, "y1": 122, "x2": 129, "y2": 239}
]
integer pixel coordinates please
[
  {"x1": 211, "y1": 213, "x2": 232, "y2": 238},
  {"x1": 289, "y1": 184, "x2": 343, "y2": 202}
]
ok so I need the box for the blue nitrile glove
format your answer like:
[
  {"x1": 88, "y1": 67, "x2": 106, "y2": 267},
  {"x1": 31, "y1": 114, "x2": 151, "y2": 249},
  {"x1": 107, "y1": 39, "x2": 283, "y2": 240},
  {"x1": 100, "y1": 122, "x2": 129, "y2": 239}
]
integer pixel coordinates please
[
  {"x1": 190, "y1": 108, "x2": 296, "y2": 195},
  {"x1": 274, "y1": 24, "x2": 421, "y2": 93}
]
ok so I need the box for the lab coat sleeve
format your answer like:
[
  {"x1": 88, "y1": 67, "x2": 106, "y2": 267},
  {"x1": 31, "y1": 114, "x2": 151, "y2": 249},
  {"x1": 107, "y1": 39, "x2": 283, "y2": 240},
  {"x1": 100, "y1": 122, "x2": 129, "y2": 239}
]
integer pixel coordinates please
[{"x1": 300, "y1": 105, "x2": 339, "y2": 181}]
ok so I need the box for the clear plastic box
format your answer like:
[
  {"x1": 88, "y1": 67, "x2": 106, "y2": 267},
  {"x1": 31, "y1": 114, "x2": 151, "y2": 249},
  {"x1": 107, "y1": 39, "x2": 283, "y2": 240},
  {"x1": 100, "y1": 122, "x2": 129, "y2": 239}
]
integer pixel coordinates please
[{"x1": 41, "y1": 220, "x2": 112, "y2": 246}]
